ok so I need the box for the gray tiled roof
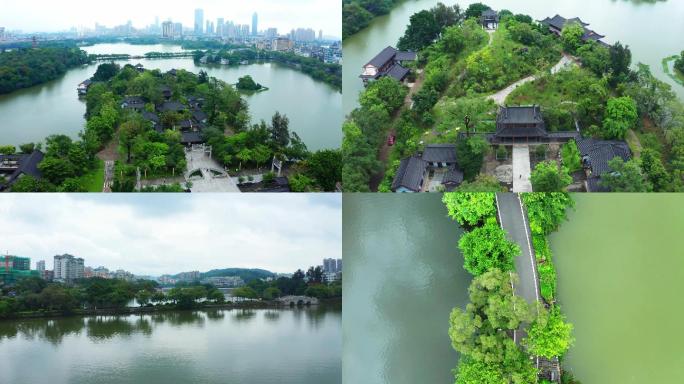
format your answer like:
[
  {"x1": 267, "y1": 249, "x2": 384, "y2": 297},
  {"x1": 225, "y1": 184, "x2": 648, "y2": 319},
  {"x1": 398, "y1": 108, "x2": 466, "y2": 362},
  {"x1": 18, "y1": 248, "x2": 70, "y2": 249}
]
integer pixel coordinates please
[
  {"x1": 386, "y1": 64, "x2": 410, "y2": 81},
  {"x1": 391, "y1": 156, "x2": 427, "y2": 192},
  {"x1": 422, "y1": 144, "x2": 457, "y2": 164},
  {"x1": 576, "y1": 137, "x2": 631, "y2": 176},
  {"x1": 0, "y1": 150, "x2": 44, "y2": 189},
  {"x1": 496, "y1": 106, "x2": 547, "y2": 137},
  {"x1": 395, "y1": 51, "x2": 417, "y2": 62},
  {"x1": 365, "y1": 46, "x2": 398, "y2": 67},
  {"x1": 539, "y1": 15, "x2": 589, "y2": 30},
  {"x1": 181, "y1": 131, "x2": 204, "y2": 144},
  {"x1": 157, "y1": 101, "x2": 187, "y2": 113}
]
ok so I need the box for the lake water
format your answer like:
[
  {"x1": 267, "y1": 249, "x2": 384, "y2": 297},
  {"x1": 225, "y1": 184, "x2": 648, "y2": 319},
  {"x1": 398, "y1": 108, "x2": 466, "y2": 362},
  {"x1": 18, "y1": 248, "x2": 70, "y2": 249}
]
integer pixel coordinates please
[
  {"x1": 343, "y1": 0, "x2": 684, "y2": 114},
  {"x1": 550, "y1": 194, "x2": 684, "y2": 383},
  {"x1": 0, "y1": 43, "x2": 342, "y2": 151},
  {"x1": 342, "y1": 194, "x2": 471, "y2": 384},
  {"x1": 0, "y1": 306, "x2": 341, "y2": 384}
]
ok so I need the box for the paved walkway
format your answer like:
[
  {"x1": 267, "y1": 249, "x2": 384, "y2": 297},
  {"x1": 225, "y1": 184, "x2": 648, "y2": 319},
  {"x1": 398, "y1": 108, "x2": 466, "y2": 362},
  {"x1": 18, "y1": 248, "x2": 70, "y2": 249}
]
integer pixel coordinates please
[
  {"x1": 512, "y1": 145, "x2": 532, "y2": 192},
  {"x1": 496, "y1": 193, "x2": 540, "y2": 346},
  {"x1": 102, "y1": 160, "x2": 114, "y2": 192},
  {"x1": 185, "y1": 149, "x2": 241, "y2": 193}
]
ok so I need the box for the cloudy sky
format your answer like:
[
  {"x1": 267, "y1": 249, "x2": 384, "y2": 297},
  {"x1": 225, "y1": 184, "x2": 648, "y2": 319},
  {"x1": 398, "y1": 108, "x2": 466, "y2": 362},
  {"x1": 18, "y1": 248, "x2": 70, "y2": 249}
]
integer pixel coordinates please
[
  {"x1": 0, "y1": 194, "x2": 341, "y2": 276},
  {"x1": 2, "y1": 0, "x2": 341, "y2": 38}
]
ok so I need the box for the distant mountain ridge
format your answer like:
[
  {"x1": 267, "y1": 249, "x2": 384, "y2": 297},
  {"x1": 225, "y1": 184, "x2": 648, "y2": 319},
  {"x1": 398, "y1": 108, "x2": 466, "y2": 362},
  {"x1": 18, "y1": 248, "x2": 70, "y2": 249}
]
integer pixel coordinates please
[{"x1": 173, "y1": 268, "x2": 276, "y2": 282}]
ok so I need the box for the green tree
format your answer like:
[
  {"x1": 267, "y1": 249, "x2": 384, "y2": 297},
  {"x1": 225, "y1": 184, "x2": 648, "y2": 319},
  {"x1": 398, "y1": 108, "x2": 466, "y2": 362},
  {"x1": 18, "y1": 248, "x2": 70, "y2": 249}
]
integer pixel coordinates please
[
  {"x1": 455, "y1": 175, "x2": 504, "y2": 192},
  {"x1": 456, "y1": 135, "x2": 488, "y2": 181},
  {"x1": 600, "y1": 157, "x2": 651, "y2": 192},
  {"x1": 458, "y1": 219, "x2": 520, "y2": 276},
  {"x1": 10, "y1": 175, "x2": 56, "y2": 192},
  {"x1": 449, "y1": 269, "x2": 536, "y2": 383},
  {"x1": 135, "y1": 290, "x2": 152, "y2": 307},
  {"x1": 270, "y1": 112, "x2": 290, "y2": 149},
  {"x1": 262, "y1": 287, "x2": 282, "y2": 300},
  {"x1": 523, "y1": 306, "x2": 574, "y2": 358},
  {"x1": 560, "y1": 140, "x2": 582, "y2": 173},
  {"x1": 38, "y1": 157, "x2": 76, "y2": 185},
  {"x1": 531, "y1": 161, "x2": 572, "y2": 192},
  {"x1": 397, "y1": 10, "x2": 440, "y2": 51},
  {"x1": 561, "y1": 22, "x2": 584, "y2": 53},
  {"x1": 306, "y1": 149, "x2": 342, "y2": 191},
  {"x1": 675, "y1": 50, "x2": 684, "y2": 74},
  {"x1": 233, "y1": 287, "x2": 258, "y2": 300},
  {"x1": 602, "y1": 96, "x2": 638, "y2": 140},
  {"x1": 464, "y1": 3, "x2": 491, "y2": 20},
  {"x1": 640, "y1": 148, "x2": 670, "y2": 192},
  {"x1": 0, "y1": 145, "x2": 15, "y2": 155},
  {"x1": 92, "y1": 62, "x2": 120, "y2": 81},
  {"x1": 442, "y1": 192, "x2": 496, "y2": 226}
]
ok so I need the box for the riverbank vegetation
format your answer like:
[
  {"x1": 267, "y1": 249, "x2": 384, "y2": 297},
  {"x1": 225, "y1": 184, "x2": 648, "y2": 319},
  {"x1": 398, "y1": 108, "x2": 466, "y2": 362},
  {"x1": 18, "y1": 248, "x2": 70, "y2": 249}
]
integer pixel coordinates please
[
  {"x1": 443, "y1": 192, "x2": 575, "y2": 383},
  {"x1": 0, "y1": 47, "x2": 90, "y2": 94},
  {"x1": 193, "y1": 48, "x2": 341, "y2": 89},
  {"x1": 0, "y1": 267, "x2": 341, "y2": 320},
  {"x1": 342, "y1": 0, "x2": 402, "y2": 39}
]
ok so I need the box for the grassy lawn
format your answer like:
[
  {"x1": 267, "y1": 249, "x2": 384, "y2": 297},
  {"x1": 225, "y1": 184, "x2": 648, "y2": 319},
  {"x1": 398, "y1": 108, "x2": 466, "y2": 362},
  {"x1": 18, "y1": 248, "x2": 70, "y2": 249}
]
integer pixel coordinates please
[{"x1": 78, "y1": 159, "x2": 105, "y2": 192}]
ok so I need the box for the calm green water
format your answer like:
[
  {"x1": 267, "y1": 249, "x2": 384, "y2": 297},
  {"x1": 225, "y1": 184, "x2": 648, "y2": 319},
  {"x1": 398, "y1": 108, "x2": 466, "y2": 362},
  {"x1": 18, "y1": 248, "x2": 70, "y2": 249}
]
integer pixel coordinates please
[
  {"x1": 342, "y1": 194, "x2": 470, "y2": 384},
  {"x1": 0, "y1": 44, "x2": 342, "y2": 150},
  {"x1": 0, "y1": 307, "x2": 341, "y2": 384},
  {"x1": 343, "y1": 0, "x2": 684, "y2": 114},
  {"x1": 550, "y1": 194, "x2": 684, "y2": 383}
]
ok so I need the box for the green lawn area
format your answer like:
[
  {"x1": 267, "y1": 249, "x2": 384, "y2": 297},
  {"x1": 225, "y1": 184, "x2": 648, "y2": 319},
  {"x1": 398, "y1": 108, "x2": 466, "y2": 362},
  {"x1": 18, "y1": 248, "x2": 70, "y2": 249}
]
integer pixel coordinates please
[{"x1": 77, "y1": 159, "x2": 105, "y2": 192}]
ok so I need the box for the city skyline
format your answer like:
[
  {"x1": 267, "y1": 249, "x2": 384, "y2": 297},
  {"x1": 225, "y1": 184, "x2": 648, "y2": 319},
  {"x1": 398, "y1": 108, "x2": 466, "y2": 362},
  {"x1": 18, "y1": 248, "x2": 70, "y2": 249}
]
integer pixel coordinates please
[
  {"x1": 0, "y1": 194, "x2": 341, "y2": 275},
  {"x1": 1, "y1": 0, "x2": 341, "y2": 38}
]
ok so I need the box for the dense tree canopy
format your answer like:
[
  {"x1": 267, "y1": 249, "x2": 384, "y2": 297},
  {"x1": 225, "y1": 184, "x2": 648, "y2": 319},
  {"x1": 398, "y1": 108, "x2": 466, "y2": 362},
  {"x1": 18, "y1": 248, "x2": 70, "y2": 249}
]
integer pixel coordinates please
[
  {"x1": 442, "y1": 192, "x2": 496, "y2": 227},
  {"x1": 600, "y1": 157, "x2": 651, "y2": 192},
  {"x1": 449, "y1": 269, "x2": 536, "y2": 383},
  {"x1": 458, "y1": 219, "x2": 520, "y2": 276},
  {"x1": 602, "y1": 96, "x2": 638, "y2": 140},
  {"x1": 524, "y1": 306, "x2": 574, "y2": 358},
  {"x1": 531, "y1": 161, "x2": 572, "y2": 192},
  {"x1": 0, "y1": 47, "x2": 90, "y2": 94}
]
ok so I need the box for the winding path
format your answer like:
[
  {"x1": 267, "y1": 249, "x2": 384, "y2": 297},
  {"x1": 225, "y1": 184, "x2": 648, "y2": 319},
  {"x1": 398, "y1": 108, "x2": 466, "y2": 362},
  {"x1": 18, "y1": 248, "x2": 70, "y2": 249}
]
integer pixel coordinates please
[{"x1": 488, "y1": 54, "x2": 575, "y2": 106}]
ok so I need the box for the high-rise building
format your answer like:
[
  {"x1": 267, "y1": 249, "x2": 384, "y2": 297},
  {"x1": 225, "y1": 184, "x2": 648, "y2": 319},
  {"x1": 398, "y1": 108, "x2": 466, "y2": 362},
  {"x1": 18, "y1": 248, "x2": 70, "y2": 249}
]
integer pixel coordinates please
[
  {"x1": 173, "y1": 23, "x2": 183, "y2": 39},
  {"x1": 53, "y1": 254, "x2": 84, "y2": 283},
  {"x1": 252, "y1": 12, "x2": 258, "y2": 36},
  {"x1": 0, "y1": 255, "x2": 38, "y2": 285},
  {"x1": 36, "y1": 260, "x2": 45, "y2": 272},
  {"x1": 194, "y1": 8, "x2": 204, "y2": 35},
  {"x1": 217, "y1": 18, "x2": 225, "y2": 37},
  {"x1": 319, "y1": 30, "x2": 323, "y2": 40},
  {"x1": 162, "y1": 21, "x2": 174, "y2": 38},
  {"x1": 241, "y1": 24, "x2": 250, "y2": 37},
  {"x1": 206, "y1": 20, "x2": 214, "y2": 35},
  {"x1": 0, "y1": 27, "x2": 5, "y2": 40}
]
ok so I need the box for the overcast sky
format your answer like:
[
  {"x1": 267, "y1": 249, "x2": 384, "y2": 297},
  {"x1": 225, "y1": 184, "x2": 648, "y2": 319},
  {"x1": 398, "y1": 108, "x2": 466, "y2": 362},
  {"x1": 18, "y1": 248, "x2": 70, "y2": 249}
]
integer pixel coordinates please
[
  {"x1": 0, "y1": 194, "x2": 341, "y2": 276},
  {"x1": 1, "y1": 0, "x2": 341, "y2": 38}
]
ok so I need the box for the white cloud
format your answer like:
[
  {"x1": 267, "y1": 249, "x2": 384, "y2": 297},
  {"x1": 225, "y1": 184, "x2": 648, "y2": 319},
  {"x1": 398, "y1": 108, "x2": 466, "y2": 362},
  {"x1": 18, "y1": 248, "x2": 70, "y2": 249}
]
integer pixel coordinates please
[{"x1": 0, "y1": 194, "x2": 341, "y2": 275}]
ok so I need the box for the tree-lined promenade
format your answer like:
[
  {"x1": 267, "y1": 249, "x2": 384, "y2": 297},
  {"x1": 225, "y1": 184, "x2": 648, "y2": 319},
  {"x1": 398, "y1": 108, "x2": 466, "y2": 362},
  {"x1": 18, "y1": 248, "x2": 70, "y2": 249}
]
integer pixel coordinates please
[{"x1": 443, "y1": 192, "x2": 576, "y2": 383}]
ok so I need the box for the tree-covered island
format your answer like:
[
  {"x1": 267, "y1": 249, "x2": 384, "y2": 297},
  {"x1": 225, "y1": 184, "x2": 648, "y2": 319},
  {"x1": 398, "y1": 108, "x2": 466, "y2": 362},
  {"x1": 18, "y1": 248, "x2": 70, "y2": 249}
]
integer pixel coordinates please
[{"x1": 343, "y1": 2, "x2": 684, "y2": 193}]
